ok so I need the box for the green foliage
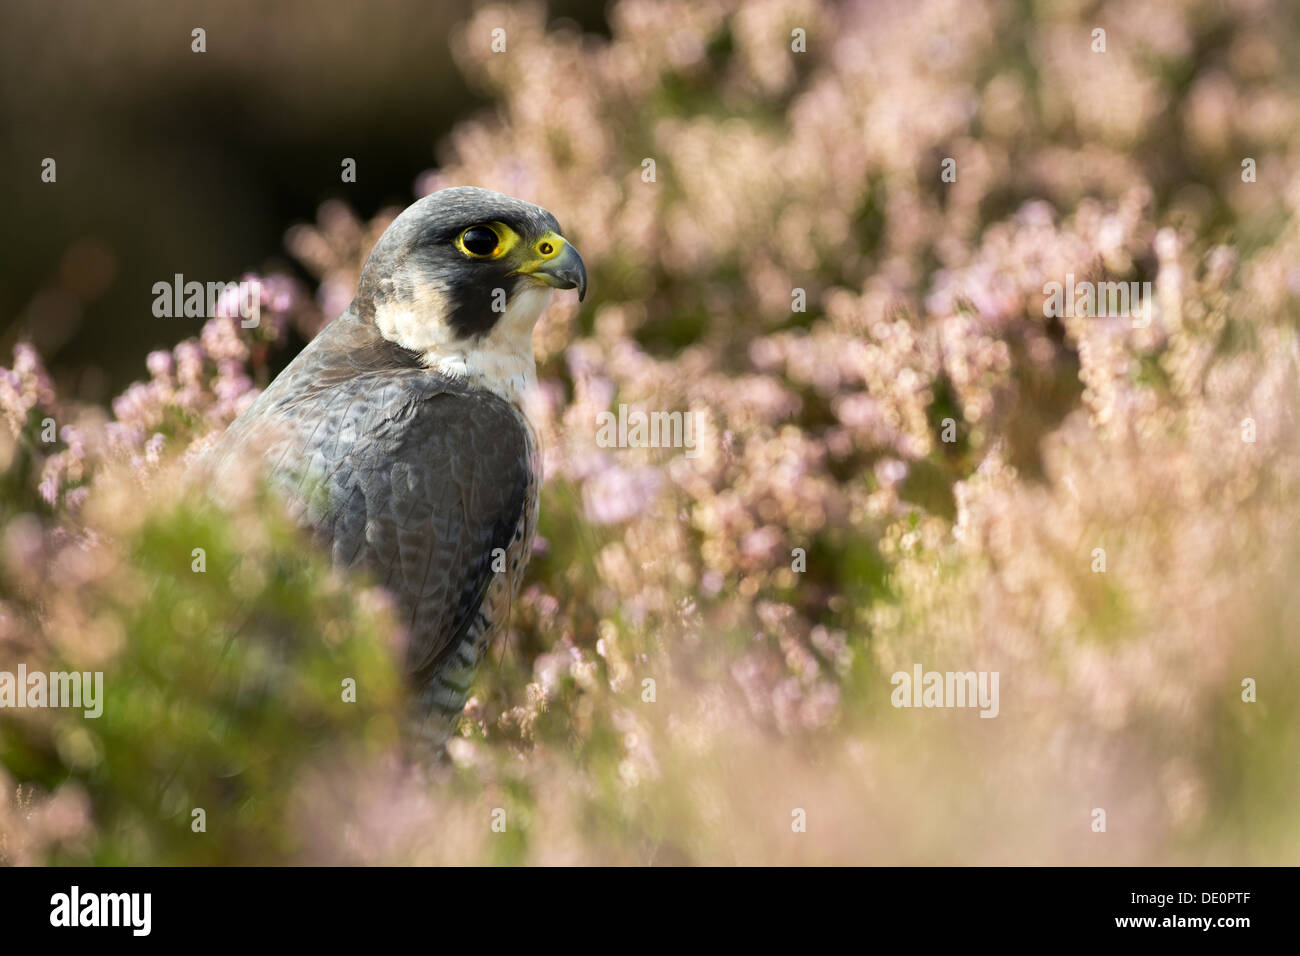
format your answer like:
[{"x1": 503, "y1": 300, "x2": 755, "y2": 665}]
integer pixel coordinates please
[{"x1": 0, "y1": 485, "x2": 403, "y2": 864}]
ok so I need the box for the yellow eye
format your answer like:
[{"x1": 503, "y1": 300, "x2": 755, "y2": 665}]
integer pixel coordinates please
[{"x1": 458, "y1": 225, "x2": 500, "y2": 258}]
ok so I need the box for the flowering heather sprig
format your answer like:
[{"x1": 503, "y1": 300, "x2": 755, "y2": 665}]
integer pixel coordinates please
[{"x1": 0, "y1": 343, "x2": 59, "y2": 438}]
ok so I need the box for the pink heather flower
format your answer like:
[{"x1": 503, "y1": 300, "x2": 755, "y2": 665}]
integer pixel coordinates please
[
  {"x1": 581, "y1": 464, "x2": 663, "y2": 525},
  {"x1": 145, "y1": 350, "x2": 174, "y2": 381}
]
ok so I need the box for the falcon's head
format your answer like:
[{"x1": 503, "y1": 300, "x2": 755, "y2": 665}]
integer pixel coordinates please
[{"x1": 353, "y1": 186, "x2": 587, "y2": 402}]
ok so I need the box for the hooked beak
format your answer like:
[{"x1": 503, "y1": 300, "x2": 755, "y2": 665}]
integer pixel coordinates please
[{"x1": 513, "y1": 234, "x2": 588, "y2": 302}]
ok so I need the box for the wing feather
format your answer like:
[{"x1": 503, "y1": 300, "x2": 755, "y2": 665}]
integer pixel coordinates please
[{"x1": 204, "y1": 310, "x2": 531, "y2": 680}]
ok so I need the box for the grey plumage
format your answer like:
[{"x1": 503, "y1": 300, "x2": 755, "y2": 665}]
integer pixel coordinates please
[
  {"x1": 199, "y1": 187, "x2": 586, "y2": 747},
  {"x1": 206, "y1": 309, "x2": 534, "y2": 739}
]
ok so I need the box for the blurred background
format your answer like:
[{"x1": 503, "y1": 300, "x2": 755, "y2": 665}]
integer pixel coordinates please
[
  {"x1": 0, "y1": 0, "x2": 605, "y2": 398},
  {"x1": 2, "y1": 0, "x2": 1299, "y2": 865}
]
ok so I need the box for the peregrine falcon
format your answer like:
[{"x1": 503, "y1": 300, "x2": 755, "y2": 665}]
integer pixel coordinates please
[{"x1": 202, "y1": 187, "x2": 586, "y2": 748}]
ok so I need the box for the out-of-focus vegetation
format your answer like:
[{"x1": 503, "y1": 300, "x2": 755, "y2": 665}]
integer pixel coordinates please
[
  {"x1": 3, "y1": 0, "x2": 1300, "y2": 864},
  {"x1": 0, "y1": 0, "x2": 607, "y2": 397}
]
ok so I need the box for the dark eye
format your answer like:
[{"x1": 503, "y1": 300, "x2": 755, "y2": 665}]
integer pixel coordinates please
[{"x1": 460, "y1": 226, "x2": 500, "y2": 257}]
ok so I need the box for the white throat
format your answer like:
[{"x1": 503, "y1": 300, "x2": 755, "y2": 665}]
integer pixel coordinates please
[{"x1": 373, "y1": 284, "x2": 550, "y2": 406}]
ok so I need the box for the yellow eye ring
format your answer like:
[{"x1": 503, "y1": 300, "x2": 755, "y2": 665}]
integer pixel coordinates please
[{"x1": 456, "y1": 224, "x2": 503, "y2": 259}]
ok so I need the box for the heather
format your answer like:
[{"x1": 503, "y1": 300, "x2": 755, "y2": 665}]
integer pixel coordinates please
[{"x1": 2, "y1": 0, "x2": 1299, "y2": 864}]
